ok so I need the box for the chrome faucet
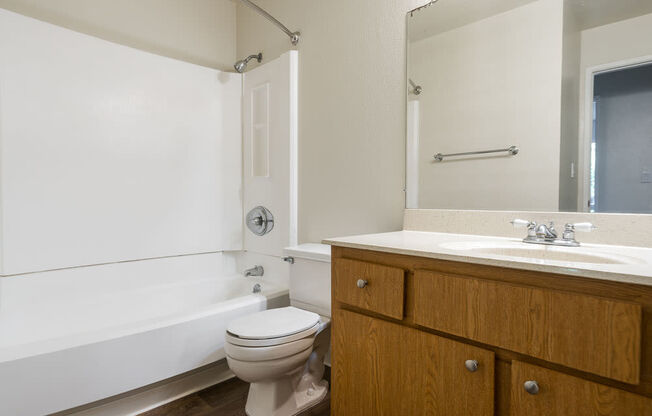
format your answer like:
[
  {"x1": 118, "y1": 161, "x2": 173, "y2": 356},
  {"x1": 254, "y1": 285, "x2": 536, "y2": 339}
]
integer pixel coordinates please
[
  {"x1": 244, "y1": 265, "x2": 264, "y2": 277},
  {"x1": 511, "y1": 219, "x2": 596, "y2": 247},
  {"x1": 535, "y1": 222, "x2": 558, "y2": 240}
]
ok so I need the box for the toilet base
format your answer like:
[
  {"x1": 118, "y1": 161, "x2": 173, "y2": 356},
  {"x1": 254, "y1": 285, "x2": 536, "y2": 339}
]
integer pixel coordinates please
[
  {"x1": 244, "y1": 376, "x2": 328, "y2": 416},
  {"x1": 243, "y1": 320, "x2": 331, "y2": 416}
]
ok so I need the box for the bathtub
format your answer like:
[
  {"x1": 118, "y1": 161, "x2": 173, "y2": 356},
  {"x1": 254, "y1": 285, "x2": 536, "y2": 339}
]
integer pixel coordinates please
[{"x1": 0, "y1": 254, "x2": 288, "y2": 416}]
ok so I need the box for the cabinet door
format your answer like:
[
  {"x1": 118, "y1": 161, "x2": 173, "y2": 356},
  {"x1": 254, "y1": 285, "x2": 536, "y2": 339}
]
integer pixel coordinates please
[
  {"x1": 511, "y1": 361, "x2": 652, "y2": 416},
  {"x1": 332, "y1": 309, "x2": 494, "y2": 415}
]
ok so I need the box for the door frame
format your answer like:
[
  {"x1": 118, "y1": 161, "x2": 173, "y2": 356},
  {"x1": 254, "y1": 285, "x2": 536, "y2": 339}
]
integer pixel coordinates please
[{"x1": 578, "y1": 54, "x2": 652, "y2": 211}]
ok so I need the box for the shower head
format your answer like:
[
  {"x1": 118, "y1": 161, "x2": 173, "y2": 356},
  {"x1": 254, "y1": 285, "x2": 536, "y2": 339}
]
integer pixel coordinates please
[{"x1": 234, "y1": 53, "x2": 262, "y2": 73}]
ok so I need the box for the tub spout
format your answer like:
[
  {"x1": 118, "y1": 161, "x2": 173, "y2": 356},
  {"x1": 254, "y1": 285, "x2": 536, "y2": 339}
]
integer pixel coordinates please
[{"x1": 244, "y1": 265, "x2": 264, "y2": 277}]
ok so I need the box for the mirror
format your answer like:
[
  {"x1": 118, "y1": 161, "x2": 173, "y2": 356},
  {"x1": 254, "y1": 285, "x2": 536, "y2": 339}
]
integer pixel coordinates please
[{"x1": 407, "y1": 0, "x2": 652, "y2": 213}]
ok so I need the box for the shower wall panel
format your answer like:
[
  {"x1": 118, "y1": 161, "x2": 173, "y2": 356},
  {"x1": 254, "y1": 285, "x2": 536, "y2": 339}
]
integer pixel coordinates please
[{"x1": 0, "y1": 9, "x2": 243, "y2": 274}]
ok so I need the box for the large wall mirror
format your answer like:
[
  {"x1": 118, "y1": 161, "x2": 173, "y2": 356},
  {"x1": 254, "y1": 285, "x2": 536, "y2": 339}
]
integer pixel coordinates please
[{"x1": 406, "y1": 0, "x2": 652, "y2": 213}]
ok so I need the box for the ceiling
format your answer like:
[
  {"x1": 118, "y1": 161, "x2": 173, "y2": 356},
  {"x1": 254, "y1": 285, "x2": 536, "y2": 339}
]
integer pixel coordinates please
[
  {"x1": 566, "y1": 0, "x2": 652, "y2": 30},
  {"x1": 408, "y1": 0, "x2": 537, "y2": 42},
  {"x1": 409, "y1": 0, "x2": 652, "y2": 43}
]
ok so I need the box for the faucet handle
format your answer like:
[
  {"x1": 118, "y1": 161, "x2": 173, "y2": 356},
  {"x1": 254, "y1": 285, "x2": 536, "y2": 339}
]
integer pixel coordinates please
[
  {"x1": 562, "y1": 222, "x2": 596, "y2": 243},
  {"x1": 511, "y1": 219, "x2": 534, "y2": 228},
  {"x1": 570, "y1": 222, "x2": 596, "y2": 232}
]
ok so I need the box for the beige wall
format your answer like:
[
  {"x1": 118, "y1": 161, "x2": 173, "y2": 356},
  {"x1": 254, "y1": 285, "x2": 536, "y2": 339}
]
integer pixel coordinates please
[
  {"x1": 237, "y1": 0, "x2": 421, "y2": 243},
  {"x1": 558, "y1": 0, "x2": 582, "y2": 212},
  {"x1": 409, "y1": 0, "x2": 564, "y2": 211},
  {"x1": 580, "y1": 12, "x2": 652, "y2": 69},
  {"x1": 0, "y1": 0, "x2": 236, "y2": 70}
]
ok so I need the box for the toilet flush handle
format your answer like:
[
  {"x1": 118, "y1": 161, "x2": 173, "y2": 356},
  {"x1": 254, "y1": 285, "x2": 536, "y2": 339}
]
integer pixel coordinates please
[{"x1": 356, "y1": 279, "x2": 368, "y2": 288}]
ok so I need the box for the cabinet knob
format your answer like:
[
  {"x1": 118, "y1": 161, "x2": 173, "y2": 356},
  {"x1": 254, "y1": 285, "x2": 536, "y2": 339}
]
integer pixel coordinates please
[
  {"x1": 524, "y1": 380, "x2": 539, "y2": 395},
  {"x1": 464, "y1": 360, "x2": 479, "y2": 372},
  {"x1": 356, "y1": 279, "x2": 368, "y2": 288}
]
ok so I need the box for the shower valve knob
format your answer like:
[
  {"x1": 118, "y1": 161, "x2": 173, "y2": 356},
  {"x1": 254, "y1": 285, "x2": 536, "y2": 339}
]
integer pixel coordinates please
[{"x1": 246, "y1": 206, "x2": 274, "y2": 236}]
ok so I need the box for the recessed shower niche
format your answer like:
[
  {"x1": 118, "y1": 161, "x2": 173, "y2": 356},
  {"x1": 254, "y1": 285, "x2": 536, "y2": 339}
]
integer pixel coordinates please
[{"x1": 251, "y1": 83, "x2": 270, "y2": 177}]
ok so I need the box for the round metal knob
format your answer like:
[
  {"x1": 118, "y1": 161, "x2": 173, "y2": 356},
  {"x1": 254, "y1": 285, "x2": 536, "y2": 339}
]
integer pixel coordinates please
[
  {"x1": 246, "y1": 206, "x2": 274, "y2": 236},
  {"x1": 464, "y1": 360, "x2": 479, "y2": 372},
  {"x1": 356, "y1": 279, "x2": 368, "y2": 288},
  {"x1": 524, "y1": 380, "x2": 539, "y2": 395}
]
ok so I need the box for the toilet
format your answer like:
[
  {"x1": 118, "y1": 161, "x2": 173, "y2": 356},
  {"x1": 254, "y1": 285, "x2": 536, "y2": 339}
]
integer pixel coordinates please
[{"x1": 225, "y1": 244, "x2": 331, "y2": 416}]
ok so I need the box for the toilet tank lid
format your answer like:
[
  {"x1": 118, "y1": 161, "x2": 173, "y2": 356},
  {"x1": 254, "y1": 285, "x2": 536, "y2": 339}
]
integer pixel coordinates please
[{"x1": 283, "y1": 243, "x2": 331, "y2": 263}]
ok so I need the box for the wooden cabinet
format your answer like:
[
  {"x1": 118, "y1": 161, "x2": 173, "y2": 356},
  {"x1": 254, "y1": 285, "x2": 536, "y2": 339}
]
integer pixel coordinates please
[
  {"x1": 511, "y1": 361, "x2": 652, "y2": 415},
  {"x1": 332, "y1": 309, "x2": 495, "y2": 415},
  {"x1": 413, "y1": 270, "x2": 641, "y2": 384},
  {"x1": 331, "y1": 246, "x2": 652, "y2": 415}
]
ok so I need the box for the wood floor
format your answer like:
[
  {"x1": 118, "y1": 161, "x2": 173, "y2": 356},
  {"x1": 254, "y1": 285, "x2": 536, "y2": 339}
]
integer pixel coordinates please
[{"x1": 140, "y1": 376, "x2": 330, "y2": 416}]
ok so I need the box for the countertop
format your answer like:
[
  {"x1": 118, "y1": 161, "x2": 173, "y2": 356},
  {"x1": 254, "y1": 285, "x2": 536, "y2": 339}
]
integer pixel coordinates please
[{"x1": 323, "y1": 230, "x2": 652, "y2": 287}]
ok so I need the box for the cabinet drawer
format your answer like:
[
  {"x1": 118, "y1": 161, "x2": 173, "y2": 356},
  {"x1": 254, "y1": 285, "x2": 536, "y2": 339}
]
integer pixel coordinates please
[
  {"x1": 511, "y1": 361, "x2": 652, "y2": 415},
  {"x1": 413, "y1": 270, "x2": 642, "y2": 384},
  {"x1": 333, "y1": 258, "x2": 405, "y2": 319}
]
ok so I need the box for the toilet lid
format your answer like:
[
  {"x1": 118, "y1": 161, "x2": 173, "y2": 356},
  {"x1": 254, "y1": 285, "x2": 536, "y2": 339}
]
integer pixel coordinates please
[{"x1": 227, "y1": 306, "x2": 320, "y2": 340}]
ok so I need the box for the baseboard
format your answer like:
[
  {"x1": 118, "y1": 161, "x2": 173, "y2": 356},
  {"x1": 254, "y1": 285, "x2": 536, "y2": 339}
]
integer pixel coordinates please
[{"x1": 53, "y1": 360, "x2": 234, "y2": 416}]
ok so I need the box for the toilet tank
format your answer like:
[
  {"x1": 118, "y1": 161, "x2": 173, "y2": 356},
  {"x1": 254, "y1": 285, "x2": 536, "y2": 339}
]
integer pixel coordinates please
[{"x1": 283, "y1": 244, "x2": 331, "y2": 317}]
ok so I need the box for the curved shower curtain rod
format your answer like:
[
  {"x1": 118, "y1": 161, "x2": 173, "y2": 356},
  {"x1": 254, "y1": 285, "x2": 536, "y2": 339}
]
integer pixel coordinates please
[{"x1": 238, "y1": 0, "x2": 300, "y2": 45}]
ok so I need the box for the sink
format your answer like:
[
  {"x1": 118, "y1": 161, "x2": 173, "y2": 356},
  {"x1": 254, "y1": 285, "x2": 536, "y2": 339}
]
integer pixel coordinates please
[{"x1": 439, "y1": 241, "x2": 643, "y2": 265}]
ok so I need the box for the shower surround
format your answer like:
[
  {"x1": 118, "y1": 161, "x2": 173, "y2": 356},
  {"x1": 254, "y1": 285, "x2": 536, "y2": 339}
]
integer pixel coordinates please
[{"x1": 0, "y1": 8, "x2": 297, "y2": 416}]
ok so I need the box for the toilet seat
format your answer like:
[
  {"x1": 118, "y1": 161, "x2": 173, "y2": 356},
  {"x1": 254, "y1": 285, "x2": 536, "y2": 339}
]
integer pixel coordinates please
[
  {"x1": 226, "y1": 306, "x2": 321, "y2": 348},
  {"x1": 225, "y1": 336, "x2": 315, "y2": 362},
  {"x1": 227, "y1": 306, "x2": 320, "y2": 340},
  {"x1": 225, "y1": 307, "x2": 323, "y2": 363},
  {"x1": 226, "y1": 322, "x2": 320, "y2": 347}
]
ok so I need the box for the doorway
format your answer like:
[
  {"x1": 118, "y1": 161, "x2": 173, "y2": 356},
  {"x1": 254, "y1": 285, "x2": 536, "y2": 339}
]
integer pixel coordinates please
[{"x1": 586, "y1": 61, "x2": 652, "y2": 213}]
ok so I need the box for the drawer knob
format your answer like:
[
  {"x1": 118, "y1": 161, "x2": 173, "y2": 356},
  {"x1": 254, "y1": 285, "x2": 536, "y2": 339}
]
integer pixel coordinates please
[
  {"x1": 464, "y1": 360, "x2": 479, "y2": 372},
  {"x1": 356, "y1": 279, "x2": 368, "y2": 288},
  {"x1": 524, "y1": 380, "x2": 539, "y2": 395}
]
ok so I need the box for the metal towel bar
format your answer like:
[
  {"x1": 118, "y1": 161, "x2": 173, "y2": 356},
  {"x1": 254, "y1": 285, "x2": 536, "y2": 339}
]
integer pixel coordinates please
[{"x1": 433, "y1": 146, "x2": 519, "y2": 162}]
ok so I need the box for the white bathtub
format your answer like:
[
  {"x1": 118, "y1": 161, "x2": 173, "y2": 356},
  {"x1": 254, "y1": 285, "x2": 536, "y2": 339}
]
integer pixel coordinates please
[{"x1": 0, "y1": 254, "x2": 288, "y2": 416}]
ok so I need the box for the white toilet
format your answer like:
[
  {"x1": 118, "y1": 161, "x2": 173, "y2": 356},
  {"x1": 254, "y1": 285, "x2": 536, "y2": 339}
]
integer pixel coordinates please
[{"x1": 225, "y1": 244, "x2": 331, "y2": 416}]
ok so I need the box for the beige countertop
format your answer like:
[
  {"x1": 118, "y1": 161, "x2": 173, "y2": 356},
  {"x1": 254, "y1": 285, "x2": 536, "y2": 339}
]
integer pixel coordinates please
[{"x1": 323, "y1": 230, "x2": 652, "y2": 287}]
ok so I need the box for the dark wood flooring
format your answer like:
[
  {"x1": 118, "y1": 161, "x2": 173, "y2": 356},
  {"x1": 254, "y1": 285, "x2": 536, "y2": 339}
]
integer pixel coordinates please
[{"x1": 140, "y1": 374, "x2": 330, "y2": 416}]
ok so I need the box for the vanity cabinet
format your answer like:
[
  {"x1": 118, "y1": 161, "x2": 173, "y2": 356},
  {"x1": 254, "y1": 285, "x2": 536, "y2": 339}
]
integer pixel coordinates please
[{"x1": 330, "y1": 246, "x2": 652, "y2": 415}]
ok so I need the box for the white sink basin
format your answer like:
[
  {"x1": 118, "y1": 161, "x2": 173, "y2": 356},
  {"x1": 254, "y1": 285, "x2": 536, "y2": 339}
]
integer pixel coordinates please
[{"x1": 439, "y1": 241, "x2": 644, "y2": 265}]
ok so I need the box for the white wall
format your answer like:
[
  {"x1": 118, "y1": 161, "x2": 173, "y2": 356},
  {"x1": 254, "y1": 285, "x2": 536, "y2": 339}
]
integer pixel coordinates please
[
  {"x1": 0, "y1": 9, "x2": 242, "y2": 274},
  {"x1": 236, "y1": 0, "x2": 422, "y2": 243},
  {"x1": 0, "y1": 0, "x2": 236, "y2": 71},
  {"x1": 409, "y1": 0, "x2": 564, "y2": 211}
]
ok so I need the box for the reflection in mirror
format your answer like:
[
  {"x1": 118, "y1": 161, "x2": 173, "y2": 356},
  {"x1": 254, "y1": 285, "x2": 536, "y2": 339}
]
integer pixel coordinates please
[{"x1": 407, "y1": 0, "x2": 652, "y2": 213}]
